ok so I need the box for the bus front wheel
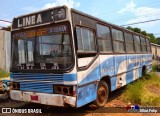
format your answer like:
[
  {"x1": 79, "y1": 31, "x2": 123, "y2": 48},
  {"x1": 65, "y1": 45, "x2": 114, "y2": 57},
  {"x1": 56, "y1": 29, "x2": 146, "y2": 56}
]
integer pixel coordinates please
[{"x1": 94, "y1": 80, "x2": 109, "y2": 107}]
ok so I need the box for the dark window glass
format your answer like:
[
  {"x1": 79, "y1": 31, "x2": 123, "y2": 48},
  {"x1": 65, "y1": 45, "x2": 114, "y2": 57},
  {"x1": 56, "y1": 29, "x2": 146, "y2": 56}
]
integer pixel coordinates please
[
  {"x1": 76, "y1": 28, "x2": 83, "y2": 50},
  {"x1": 112, "y1": 29, "x2": 125, "y2": 53},
  {"x1": 140, "y1": 37, "x2": 147, "y2": 53},
  {"x1": 124, "y1": 33, "x2": 134, "y2": 53},
  {"x1": 146, "y1": 38, "x2": 151, "y2": 53},
  {"x1": 12, "y1": 25, "x2": 73, "y2": 70},
  {"x1": 76, "y1": 27, "x2": 96, "y2": 52},
  {"x1": 113, "y1": 41, "x2": 125, "y2": 53},
  {"x1": 97, "y1": 24, "x2": 112, "y2": 52},
  {"x1": 133, "y1": 35, "x2": 141, "y2": 53},
  {"x1": 112, "y1": 29, "x2": 124, "y2": 41}
]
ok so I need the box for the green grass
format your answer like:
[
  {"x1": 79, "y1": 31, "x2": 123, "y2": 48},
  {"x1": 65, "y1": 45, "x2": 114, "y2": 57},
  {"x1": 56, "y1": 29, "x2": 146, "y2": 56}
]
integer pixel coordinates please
[
  {"x1": 152, "y1": 61, "x2": 158, "y2": 71},
  {"x1": 121, "y1": 72, "x2": 160, "y2": 106},
  {"x1": 0, "y1": 70, "x2": 10, "y2": 79}
]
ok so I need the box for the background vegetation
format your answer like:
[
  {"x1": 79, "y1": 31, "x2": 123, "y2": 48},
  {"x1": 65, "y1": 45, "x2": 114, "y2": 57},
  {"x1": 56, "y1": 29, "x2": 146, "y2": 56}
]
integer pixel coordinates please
[
  {"x1": 121, "y1": 64, "x2": 160, "y2": 106},
  {"x1": 0, "y1": 70, "x2": 9, "y2": 79},
  {"x1": 126, "y1": 26, "x2": 160, "y2": 45}
]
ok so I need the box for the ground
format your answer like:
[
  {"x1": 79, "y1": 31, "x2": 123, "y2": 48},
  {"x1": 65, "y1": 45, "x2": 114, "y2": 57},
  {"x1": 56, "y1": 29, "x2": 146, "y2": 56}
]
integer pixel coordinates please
[
  {"x1": 0, "y1": 74, "x2": 160, "y2": 115},
  {"x1": 0, "y1": 86, "x2": 159, "y2": 116}
]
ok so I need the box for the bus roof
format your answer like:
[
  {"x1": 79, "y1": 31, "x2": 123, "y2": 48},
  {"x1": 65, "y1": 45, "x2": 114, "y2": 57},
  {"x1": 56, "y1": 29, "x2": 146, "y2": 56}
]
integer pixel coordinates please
[{"x1": 71, "y1": 8, "x2": 150, "y2": 40}]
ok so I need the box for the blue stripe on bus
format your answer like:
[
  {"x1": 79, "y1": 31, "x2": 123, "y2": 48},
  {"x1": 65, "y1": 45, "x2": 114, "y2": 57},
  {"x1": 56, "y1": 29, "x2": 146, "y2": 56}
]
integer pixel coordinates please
[
  {"x1": 78, "y1": 54, "x2": 152, "y2": 91},
  {"x1": 77, "y1": 54, "x2": 152, "y2": 107}
]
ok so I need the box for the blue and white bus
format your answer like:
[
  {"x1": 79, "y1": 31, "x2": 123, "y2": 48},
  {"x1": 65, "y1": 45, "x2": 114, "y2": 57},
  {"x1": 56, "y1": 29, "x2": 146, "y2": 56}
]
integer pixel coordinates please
[{"x1": 10, "y1": 6, "x2": 152, "y2": 108}]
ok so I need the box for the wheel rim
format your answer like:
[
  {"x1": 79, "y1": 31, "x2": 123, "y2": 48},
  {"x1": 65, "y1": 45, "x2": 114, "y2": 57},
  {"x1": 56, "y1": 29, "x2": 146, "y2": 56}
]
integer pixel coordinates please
[{"x1": 97, "y1": 85, "x2": 106, "y2": 104}]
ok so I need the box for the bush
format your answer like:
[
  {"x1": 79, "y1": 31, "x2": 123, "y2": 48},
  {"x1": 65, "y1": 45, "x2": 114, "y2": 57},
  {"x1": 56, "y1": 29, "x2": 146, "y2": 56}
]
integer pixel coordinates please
[
  {"x1": 152, "y1": 61, "x2": 158, "y2": 71},
  {"x1": 0, "y1": 70, "x2": 9, "y2": 78},
  {"x1": 121, "y1": 72, "x2": 160, "y2": 106}
]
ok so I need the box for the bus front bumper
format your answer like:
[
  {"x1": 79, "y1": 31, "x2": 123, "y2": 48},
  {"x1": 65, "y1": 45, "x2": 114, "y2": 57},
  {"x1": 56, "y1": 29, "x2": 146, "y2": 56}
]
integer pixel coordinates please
[{"x1": 10, "y1": 90, "x2": 76, "y2": 107}]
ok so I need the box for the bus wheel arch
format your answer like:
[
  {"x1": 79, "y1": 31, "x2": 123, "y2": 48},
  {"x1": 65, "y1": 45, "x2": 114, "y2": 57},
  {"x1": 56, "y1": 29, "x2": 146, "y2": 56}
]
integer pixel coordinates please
[
  {"x1": 142, "y1": 65, "x2": 147, "y2": 76},
  {"x1": 101, "y1": 76, "x2": 111, "y2": 92},
  {"x1": 93, "y1": 76, "x2": 111, "y2": 107}
]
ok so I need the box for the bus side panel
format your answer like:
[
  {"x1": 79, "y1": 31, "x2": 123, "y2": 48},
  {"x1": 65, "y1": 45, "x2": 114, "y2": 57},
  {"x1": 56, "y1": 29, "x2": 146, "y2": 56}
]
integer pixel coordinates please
[
  {"x1": 148, "y1": 54, "x2": 153, "y2": 72},
  {"x1": 126, "y1": 54, "x2": 135, "y2": 84},
  {"x1": 142, "y1": 54, "x2": 152, "y2": 73},
  {"x1": 99, "y1": 55, "x2": 115, "y2": 77},
  {"x1": 77, "y1": 55, "x2": 115, "y2": 107},
  {"x1": 77, "y1": 57, "x2": 100, "y2": 107},
  {"x1": 114, "y1": 54, "x2": 127, "y2": 87},
  {"x1": 77, "y1": 83, "x2": 98, "y2": 107},
  {"x1": 99, "y1": 55, "x2": 116, "y2": 91}
]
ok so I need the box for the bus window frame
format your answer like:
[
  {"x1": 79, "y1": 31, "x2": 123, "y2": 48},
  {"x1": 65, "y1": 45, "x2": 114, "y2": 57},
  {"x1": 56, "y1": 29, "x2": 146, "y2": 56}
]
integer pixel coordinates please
[
  {"x1": 124, "y1": 32, "x2": 135, "y2": 53},
  {"x1": 111, "y1": 28, "x2": 126, "y2": 53},
  {"x1": 75, "y1": 25, "x2": 98, "y2": 55},
  {"x1": 96, "y1": 23, "x2": 113, "y2": 53},
  {"x1": 133, "y1": 35, "x2": 142, "y2": 53},
  {"x1": 140, "y1": 37, "x2": 147, "y2": 53}
]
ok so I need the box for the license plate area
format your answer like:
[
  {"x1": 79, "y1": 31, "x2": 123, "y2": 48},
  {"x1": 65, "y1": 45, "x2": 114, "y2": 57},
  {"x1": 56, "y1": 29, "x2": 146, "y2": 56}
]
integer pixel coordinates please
[{"x1": 30, "y1": 95, "x2": 39, "y2": 101}]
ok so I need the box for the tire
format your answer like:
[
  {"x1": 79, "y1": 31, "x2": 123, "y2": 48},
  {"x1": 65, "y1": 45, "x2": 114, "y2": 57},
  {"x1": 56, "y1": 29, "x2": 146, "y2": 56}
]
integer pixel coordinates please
[
  {"x1": 142, "y1": 66, "x2": 147, "y2": 76},
  {"x1": 93, "y1": 80, "x2": 109, "y2": 107}
]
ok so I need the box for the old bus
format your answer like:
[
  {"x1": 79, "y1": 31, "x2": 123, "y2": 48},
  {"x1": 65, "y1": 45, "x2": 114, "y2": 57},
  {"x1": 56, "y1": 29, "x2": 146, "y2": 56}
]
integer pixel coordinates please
[{"x1": 10, "y1": 6, "x2": 152, "y2": 107}]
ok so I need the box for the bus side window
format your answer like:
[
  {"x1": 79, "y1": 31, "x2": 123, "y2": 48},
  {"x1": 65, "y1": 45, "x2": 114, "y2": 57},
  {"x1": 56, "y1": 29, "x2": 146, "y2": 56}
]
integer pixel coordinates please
[
  {"x1": 146, "y1": 39, "x2": 151, "y2": 53},
  {"x1": 133, "y1": 35, "x2": 141, "y2": 53},
  {"x1": 140, "y1": 37, "x2": 147, "y2": 53},
  {"x1": 112, "y1": 29, "x2": 125, "y2": 53},
  {"x1": 124, "y1": 32, "x2": 134, "y2": 53},
  {"x1": 76, "y1": 27, "x2": 96, "y2": 53},
  {"x1": 96, "y1": 24, "x2": 112, "y2": 52}
]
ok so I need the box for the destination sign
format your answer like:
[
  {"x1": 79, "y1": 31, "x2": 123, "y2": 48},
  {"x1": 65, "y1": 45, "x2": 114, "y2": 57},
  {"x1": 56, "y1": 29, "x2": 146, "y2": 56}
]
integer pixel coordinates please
[
  {"x1": 13, "y1": 25, "x2": 68, "y2": 38},
  {"x1": 12, "y1": 7, "x2": 66, "y2": 30}
]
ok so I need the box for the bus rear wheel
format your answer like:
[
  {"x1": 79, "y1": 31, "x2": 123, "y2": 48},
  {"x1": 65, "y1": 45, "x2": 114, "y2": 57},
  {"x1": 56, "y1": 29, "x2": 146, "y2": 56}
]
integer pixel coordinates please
[
  {"x1": 142, "y1": 66, "x2": 147, "y2": 76},
  {"x1": 94, "y1": 80, "x2": 109, "y2": 107}
]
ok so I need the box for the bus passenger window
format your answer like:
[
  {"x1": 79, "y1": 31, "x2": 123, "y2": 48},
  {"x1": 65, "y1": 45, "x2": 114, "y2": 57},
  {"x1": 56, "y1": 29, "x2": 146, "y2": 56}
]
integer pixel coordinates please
[
  {"x1": 96, "y1": 24, "x2": 112, "y2": 52},
  {"x1": 146, "y1": 39, "x2": 151, "y2": 53},
  {"x1": 76, "y1": 27, "x2": 96, "y2": 52},
  {"x1": 124, "y1": 33, "x2": 134, "y2": 53},
  {"x1": 134, "y1": 35, "x2": 141, "y2": 53},
  {"x1": 112, "y1": 29, "x2": 125, "y2": 53},
  {"x1": 140, "y1": 37, "x2": 147, "y2": 53}
]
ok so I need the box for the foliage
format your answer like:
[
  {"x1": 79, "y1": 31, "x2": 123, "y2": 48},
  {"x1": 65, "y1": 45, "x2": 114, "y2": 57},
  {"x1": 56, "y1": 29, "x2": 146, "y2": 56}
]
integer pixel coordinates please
[
  {"x1": 156, "y1": 37, "x2": 160, "y2": 45},
  {"x1": 126, "y1": 26, "x2": 159, "y2": 44},
  {"x1": 152, "y1": 61, "x2": 158, "y2": 72},
  {"x1": 0, "y1": 70, "x2": 9, "y2": 78},
  {"x1": 121, "y1": 72, "x2": 160, "y2": 106}
]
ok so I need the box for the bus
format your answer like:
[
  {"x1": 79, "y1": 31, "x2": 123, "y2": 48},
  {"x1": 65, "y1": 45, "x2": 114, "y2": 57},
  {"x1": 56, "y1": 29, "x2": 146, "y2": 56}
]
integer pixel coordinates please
[{"x1": 10, "y1": 5, "x2": 152, "y2": 108}]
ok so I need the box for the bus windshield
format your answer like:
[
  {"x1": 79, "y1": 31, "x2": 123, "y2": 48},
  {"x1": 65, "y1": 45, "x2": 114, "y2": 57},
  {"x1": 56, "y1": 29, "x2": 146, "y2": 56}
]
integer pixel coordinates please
[{"x1": 12, "y1": 25, "x2": 73, "y2": 70}]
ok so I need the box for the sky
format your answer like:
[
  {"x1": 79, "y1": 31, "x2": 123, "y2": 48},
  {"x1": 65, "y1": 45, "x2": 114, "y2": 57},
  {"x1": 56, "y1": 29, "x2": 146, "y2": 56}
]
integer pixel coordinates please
[{"x1": 0, "y1": 0, "x2": 160, "y2": 37}]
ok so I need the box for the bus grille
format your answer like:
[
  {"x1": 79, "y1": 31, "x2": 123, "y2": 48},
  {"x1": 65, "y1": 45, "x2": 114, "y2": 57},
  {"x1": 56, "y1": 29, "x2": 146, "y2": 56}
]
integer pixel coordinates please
[{"x1": 11, "y1": 73, "x2": 64, "y2": 93}]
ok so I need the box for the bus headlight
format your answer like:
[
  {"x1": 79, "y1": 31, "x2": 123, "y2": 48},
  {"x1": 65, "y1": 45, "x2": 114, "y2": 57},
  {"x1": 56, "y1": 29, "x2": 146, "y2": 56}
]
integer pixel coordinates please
[
  {"x1": 54, "y1": 85, "x2": 76, "y2": 96},
  {"x1": 12, "y1": 82, "x2": 20, "y2": 90}
]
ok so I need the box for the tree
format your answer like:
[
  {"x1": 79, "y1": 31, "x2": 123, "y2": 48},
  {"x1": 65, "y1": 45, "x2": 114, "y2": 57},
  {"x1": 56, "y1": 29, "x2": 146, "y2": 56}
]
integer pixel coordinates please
[
  {"x1": 126, "y1": 26, "x2": 157, "y2": 44},
  {"x1": 156, "y1": 37, "x2": 160, "y2": 45}
]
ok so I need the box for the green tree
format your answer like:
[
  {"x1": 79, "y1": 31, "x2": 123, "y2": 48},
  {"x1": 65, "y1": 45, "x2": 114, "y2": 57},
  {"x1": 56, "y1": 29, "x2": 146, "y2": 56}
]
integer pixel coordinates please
[
  {"x1": 126, "y1": 26, "x2": 157, "y2": 44},
  {"x1": 156, "y1": 37, "x2": 160, "y2": 45}
]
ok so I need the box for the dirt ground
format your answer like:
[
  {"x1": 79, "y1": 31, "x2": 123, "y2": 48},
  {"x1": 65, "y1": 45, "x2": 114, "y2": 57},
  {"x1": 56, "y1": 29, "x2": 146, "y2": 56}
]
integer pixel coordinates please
[{"x1": 0, "y1": 86, "x2": 159, "y2": 116}]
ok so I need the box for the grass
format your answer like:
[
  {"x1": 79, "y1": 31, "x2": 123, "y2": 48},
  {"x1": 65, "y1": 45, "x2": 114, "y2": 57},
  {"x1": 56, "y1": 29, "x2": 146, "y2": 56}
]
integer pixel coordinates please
[
  {"x1": 152, "y1": 61, "x2": 158, "y2": 71},
  {"x1": 0, "y1": 70, "x2": 10, "y2": 79},
  {"x1": 121, "y1": 67, "x2": 160, "y2": 106}
]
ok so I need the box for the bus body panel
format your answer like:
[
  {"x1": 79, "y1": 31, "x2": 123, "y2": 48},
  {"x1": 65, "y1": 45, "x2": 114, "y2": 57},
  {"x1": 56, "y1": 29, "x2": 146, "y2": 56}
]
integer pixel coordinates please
[{"x1": 76, "y1": 54, "x2": 152, "y2": 107}]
